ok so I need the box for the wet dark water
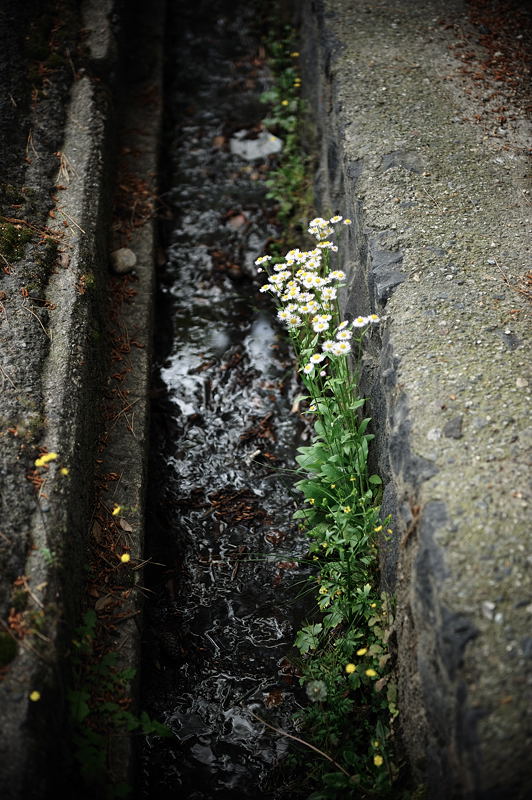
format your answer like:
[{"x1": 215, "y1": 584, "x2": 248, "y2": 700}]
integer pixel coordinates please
[{"x1": 139, "y1": 3, "x2": 311, "y2": 797}]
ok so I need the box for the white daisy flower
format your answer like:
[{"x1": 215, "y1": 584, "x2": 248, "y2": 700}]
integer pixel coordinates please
[
  {"x1": 332, "y1": 341, "x2": 352, "y2": 355},
  {"x1": 329, "y1": 270, "x2": 346, "y2": 281},
  {"x1": 255, "y1": 255, "x2": 272, "y2": 265},
  {"x1": 322, "y1": 340, "x2": 335, "y2": 352},
  {"x1": 303, "y1": 363, "x2": 314, "y2": 375},
  {"x1": 336, "y1": 329, "x2": 353, "y2": 340},
  {"x1": 352, "y1": 316, "x2": 368, "y2": 328},
  {"x1": 260, "y1": 284, "x2": 272, "y2": 293},
  {"x1": 310, "y1": 353, "x2": 326, "y2": 364},
  {"x1": 330, "y1": 215, "x2": 343, "y2": 223},
  {"x1": 315, "y1": 227, "x2": 334, "y2": 241},
  {"x1": 368, "y1": 313, "x2": 380, "y2": 324},
  {"x1": 313, "y1": 320, "x2": 330, "y2": 333},
  {"x1": 287, "y1": 315, "x2": 303, "y2": 328},
  {"x1": 343, "y1": 218, "x2": 352, "y2": 225},
  {"x1": 282, "y1": 286, "x2": 301, "y2": 300},
  {"x1": 321, "y1": 287, "x2": 337, "y2": 300},
  {"x1": 337, "y1": 320, "x2": 349, "y2": 330},
  {"x1": 277, "y1": 309, "x2": 290, "y2": 321}
]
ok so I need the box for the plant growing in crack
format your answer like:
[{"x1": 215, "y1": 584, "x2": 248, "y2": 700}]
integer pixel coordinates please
[
  {"x1": 68, "y1": 609, "x2": 172, "y2": 799},
  {"x1": 255, "y1": 216, "x2": 399, "y2": 797}
]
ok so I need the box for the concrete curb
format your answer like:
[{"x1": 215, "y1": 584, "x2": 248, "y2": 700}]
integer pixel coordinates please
[
  {"x1": 302, "y1": 1, "x2": 531, "y2": 797},
  {"x1": 0, "y1": 0, "x2": 162, "y2": 794},
  {"x1": 0, "y1": 33, "x2": 117, "y2": 800},
  {"x1": 97, "y1": 0, "x2": 164, "y2": 785}
]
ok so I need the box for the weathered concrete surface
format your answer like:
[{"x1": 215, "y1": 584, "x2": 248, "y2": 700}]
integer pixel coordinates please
[
  {"x1": 301, "y1": 1, "x2": 531, "y2": 797},
  {"x1": 0, "y1": 0, "x2": 160, "y2": 795},
  {"x1": 98, "y1": 0, "x2": 164, "y2": 785},
  {"x1": 0, "y1": 3, "x2": 116, "y2": 795}
]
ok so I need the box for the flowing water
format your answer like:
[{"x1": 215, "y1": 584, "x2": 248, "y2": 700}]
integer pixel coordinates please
[{"x1": 139, "y1": 3, "x2": 312, "y2": 796}]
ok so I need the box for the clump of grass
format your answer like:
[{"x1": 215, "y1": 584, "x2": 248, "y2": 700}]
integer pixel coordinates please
[
  {"x1": 259, "y1": 31, "x2": 313, "y2": 237},
  {"x1": 68, "y1": 610, "x2": 172, "y2": 799},
  {"x1": 255, "y1": 216, "x2": 399, "y2": 797}
]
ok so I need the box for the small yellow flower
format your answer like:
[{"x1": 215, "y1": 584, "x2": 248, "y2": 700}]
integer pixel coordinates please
[
  {"x1": 319, "y1": 585, "x2": 328, "y2": 595},
  {"x1": 374, "y1": 754, "x2": 384, "y2": 767},
  {"x1": 345, "y1": 663, "x2": 356, "y2": 674},
  {"x1": 356, "y1": 647, "x2": 368, "y2": 656},
  {"x1": 281, "y1": 99, "x2": 289, "y2": 106},
  {"x1": 29, "y1": 691, "x2": 41, "y2": 702},
  {"x1": 321, "y1": 541, "x2": 328, "y2": 548},
  {"x1": 34, "y1": 452, "x2": 58, "y2": 467},
  {"x1": 312, "y1": 555, "x2": 319, "y2": 561},
  {"x1": 120, "y1": 553, "x2": 131, "y2": 564},
  {"x1": 290, "y1": 51, "x2": 300, "y2": 57},
  {"x1": 330, "y1": 483, "x2": 336, "y2": 489},
  {"x1": 60, "y1": 467, "x2": 69, "y2": 476},
  {"x1": 343, "y1": 506, "x2": 351, "y2": 513},
  {"x1": 365, "y1": 669, "x2": 377, "y2": 678},
  {"x1": 370, "y1": 602, "x2": 377, "y2": 608},
  {"x1": 308, "y1": 498, "x2": 315, "y2": 505},
  {"x1": 373, "y1": 740, "x2": 380, "y2": 748},
  {"x1": 374, "y1": 525, "x2": 383, "y2": 533},
  {"x1": 112, "y1": 505, "x2": 122, "y2": 516},
  {"x1": 387, "y1": 528, "x2": 393, "y2": 534}
]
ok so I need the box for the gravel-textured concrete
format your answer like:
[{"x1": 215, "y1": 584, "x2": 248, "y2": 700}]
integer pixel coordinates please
[
  {"x1": 0, "y1": 1, "x2": 161, "y2": 795},
  {"x1": 301, "y1": 1, "x2": 530, "y2": 797}
]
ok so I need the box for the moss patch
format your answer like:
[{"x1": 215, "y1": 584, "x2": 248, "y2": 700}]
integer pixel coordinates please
[{"x1": 0, "y1": 222, "x2": 34, "y2": 263}]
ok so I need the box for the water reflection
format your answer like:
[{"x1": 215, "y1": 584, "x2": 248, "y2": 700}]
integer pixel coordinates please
[{"x1": 139, "y1": 2, "x2": 311, "y2": 797}]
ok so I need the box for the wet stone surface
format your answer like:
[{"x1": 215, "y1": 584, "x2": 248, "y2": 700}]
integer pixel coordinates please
[{"x1": 139, "y1": 3, "x2": 310, "y2": 797}]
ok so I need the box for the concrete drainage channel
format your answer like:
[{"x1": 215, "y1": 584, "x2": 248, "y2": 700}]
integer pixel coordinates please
[{"x1": 0, "y1": 0, "x2": 530, "y2": 798}]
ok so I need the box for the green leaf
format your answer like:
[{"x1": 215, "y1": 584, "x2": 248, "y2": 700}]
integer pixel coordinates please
[
  {"x1": 295, "y1": 623, "x2": 322, "y2": 654},
  {"x1": 358, "y1": 417, "x2": 371, "y2": 435},
  {"x1": 368, "y1": 474, "x2": 382, "y2": 485},
  {"x1": 68, "y1": 689, "x2": 91, "y2": 724}
]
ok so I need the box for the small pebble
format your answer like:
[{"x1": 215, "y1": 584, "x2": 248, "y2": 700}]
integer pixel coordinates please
[{"x1": 111, "y1": 247, "x2": 137, "y2": 274}]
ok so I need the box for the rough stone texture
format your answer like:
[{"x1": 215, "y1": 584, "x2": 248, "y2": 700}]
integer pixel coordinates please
[
  {"x1": 301, "y1": 1, "x2": 531, "y2": 797},
  {"x1": 0, "y1": 5, "x2": 116, "y2": 795},
  {"x1": 0, "y1": 0, "x2": 161, "y2": 795}
]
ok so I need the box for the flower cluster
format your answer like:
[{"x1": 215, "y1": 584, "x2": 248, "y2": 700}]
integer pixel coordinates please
[{"x1": 255, "y1": 215, "x2": 379, "y2": 379}]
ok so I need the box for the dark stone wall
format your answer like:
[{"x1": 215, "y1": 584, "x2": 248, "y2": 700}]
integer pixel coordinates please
[{"x1": 298, "y1": 2, "x2": 532, "y2": 798}]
